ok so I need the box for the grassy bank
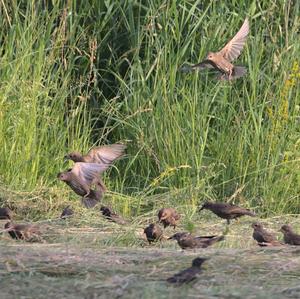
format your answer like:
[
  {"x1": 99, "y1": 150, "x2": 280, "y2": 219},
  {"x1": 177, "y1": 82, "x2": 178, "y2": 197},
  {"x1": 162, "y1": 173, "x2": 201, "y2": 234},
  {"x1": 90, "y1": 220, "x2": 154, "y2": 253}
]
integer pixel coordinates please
[{"x1": 0, "y1": 0, "x2": 299, "y2": 218}]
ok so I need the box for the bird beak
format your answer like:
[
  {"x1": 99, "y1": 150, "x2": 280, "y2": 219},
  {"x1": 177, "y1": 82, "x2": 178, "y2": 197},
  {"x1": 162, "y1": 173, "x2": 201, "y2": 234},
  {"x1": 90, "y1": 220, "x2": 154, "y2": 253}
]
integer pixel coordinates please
[
  {"x1": 64, "y1": 155, "x2": 70, "y2": 162},
  {"x1": 199, "y1": 206, "x2": 205, "y2": 212},
  {"x1": 167, "y1": 236, "x2": 174, "y2": 240}
]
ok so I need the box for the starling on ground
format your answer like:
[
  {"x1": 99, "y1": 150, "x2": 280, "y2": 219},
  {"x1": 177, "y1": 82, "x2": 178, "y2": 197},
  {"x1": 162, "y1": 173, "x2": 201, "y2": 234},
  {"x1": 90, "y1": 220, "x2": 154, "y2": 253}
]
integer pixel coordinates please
[
  {"x1": 252, "y1": 222, "x2": 283, "y2": 246},
  {"x1": 181, "y1": 18, "x2": 249, "y2": 80},
  {"x1": 65, "y1": 143, "x2": 126, "y2": 164},
  {"x1": 280, "y1": 225, "x2": 300, "y2": 245},
  {"x1": 4, "y1": 222, "x2": 41, "y2": 241},
  {"x1": 0, "y1": 207, "x2": 12, "y2": 220},
  {"x1": 144, "y1": 223, "x2": 163, "y2": 244},
  {"x1": 158, "y1": 208, "x2": 180, "y2": 229},
  {"x1": 57, "y1": 163, "x2": 108, "y2": 208},
  {"x1": 168, "y1": 232, "x2": 224, "y2": 249},
  {"x1": 100, "y1": 206, "x2": 127, "y2": 225},
  {"x1": 60, "y1": 206, "x2": 74, "y2": 219},
  {"x1": 199, "y1": 202, "x2": 255, "y2": 224},
  {"x1": 166, "y1": 257, "x2": 208, "y2": 285}
]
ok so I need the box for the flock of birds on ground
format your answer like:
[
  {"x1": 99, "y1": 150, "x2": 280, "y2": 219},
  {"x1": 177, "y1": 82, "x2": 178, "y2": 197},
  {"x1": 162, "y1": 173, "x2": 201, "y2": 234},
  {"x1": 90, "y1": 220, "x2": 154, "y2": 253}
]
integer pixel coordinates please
[{"x1": 1, "y1": 17, "x2": 299, "y2": 285}]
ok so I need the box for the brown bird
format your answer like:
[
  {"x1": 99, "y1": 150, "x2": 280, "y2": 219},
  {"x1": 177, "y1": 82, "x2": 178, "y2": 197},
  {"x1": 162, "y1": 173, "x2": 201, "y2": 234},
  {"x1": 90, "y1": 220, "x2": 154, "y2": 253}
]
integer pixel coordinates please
[
  {"x1": 252, "y1": 222, "x2": 283, "y2": 247},
  {"x1": 280, "y1": 225, "x2": 300, "y2": 245},
  {"x1": 100, "y1": 206, "x2": 127, "y2": 225},
  {"x1": 168, "y1": 232, "x2": 224, "y2": 249},
  {"x1": 57, "y1": 163, "x2": 109, "y2": 208},
  {"x1": 158, "y1": 208, "x2": 180, "y2": 229},
  {"x1": 182, "y1": 18, "x2": 249, "y2": 80},
  {"x1": 0, "y1": 207, "x2": 12, "y2": 220},
  {"x1": 65, "y1": 143, "x2": 126, "y2": 164},
  {"x1": 144, "y1": 223, "x2": 163, "y2": 244},
  {"x1": 166, "y1": 257, "x2": 208, "y2": 285},
  {"x1": 4, "y1": 222, "x2": 41, "y2": 241},
  {"x1": 60, "y1": 205, "x2": 74, "y2": 219},
  {"x1": 199, "y1": 202, "x2": 255, "y2": 224}
]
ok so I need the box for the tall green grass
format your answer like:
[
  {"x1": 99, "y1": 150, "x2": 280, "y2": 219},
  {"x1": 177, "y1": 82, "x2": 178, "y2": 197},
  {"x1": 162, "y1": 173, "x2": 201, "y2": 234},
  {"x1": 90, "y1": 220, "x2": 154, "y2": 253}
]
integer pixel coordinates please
[{"x1": 0, "y1": 0, "x2": 299, "y2": 216}]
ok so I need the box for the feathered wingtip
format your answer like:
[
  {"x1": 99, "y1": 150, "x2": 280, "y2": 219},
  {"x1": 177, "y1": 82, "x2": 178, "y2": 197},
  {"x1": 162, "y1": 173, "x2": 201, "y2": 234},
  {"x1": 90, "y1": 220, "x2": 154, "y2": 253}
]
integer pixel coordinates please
[{"x1": 217, "y1": 66, "x2": 247, "y2": 80}]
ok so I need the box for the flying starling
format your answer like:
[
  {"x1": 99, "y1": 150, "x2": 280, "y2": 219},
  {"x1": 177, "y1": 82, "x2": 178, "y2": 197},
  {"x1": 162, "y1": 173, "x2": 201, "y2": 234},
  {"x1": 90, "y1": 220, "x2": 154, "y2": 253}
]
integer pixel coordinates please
[
  {"x1": 60, "y1": 205, "x2": 74, "y2": 219},
  {"x1": 144, "y1": 223, "x2": 163, "y2": 244},
  {"x1": 4, "y1": 222, "x2": 41, "y2": 241},
  {"x1": 181, "y1": 18, "x2": 249, "y2": 80},
  {"x1": 168, "y1": 232, "x2": 224, "y2": 249},
  {"x1": 280, "y1": 225, "x2": 300, "y2": 245},
  {"x1": 252, "y1": 222, "x2": 283, "y2": 246},
  {"x1": 166, "y1": 257, "x2": 209, "y2": 285},
  {"x1": 100, "y1": 206, "x2": 127, "y2": 225},
  {"x1": 158, "y1": 208, "x2": 180, "y2": 229},
  {"x1": 65, "y1": 143, "x2": 126, "y2": 164},
  {"x1": 57, "y1": 163, "x2": 109, "y2": 208},
  {"x1": 199, "y1": 202, "x2": 255, "y2": 224},
  {"x1": 0, "y1": 207, "x2": 12, "y2": 220}
]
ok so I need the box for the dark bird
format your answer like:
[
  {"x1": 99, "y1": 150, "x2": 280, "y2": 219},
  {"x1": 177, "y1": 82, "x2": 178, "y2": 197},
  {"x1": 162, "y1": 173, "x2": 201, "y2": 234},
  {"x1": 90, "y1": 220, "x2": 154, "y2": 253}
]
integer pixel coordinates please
[
  {"x1": 100, "y1": 206, "x2": 127, "y2": 225},
  {"x1": 144, "y1": 223, "x2": 163, "y2": 244},
  {"x1": 0, "y1": 207, "x2": 12, "y2": 220},
  {"x1": 4, "y1": 222, "x2": 41, "y2": 241},
  {"x1": 60, "y1": 206, "x2": 74, "y2": 219},
  {"x1": 252, "y1": 222, "x2": 283, "y2": 246},
  {"x1": 166, "y1": 257, "x2": 208, "y2": 285},
  {"x1": 199, "y1": 202, "x2": 255, "y2": 224},
  {"x1": 65, "y1": 143, "x2": 126, "y2": 164},
  {"x1": 57, "y1": 163, "x2": 109, "y2": 208},
  {"x1": 168, "y1": 232, "x2": 224, "y2": 249},
  {"x1": 158, "y1": 208, "x2": 180, "y2": 229},
  {"x1": 280, "y1": 225, "x2": 300, "y2": 245},
  {"x1": 181, "y1": 18, "x2": 249, "y2": 80}
]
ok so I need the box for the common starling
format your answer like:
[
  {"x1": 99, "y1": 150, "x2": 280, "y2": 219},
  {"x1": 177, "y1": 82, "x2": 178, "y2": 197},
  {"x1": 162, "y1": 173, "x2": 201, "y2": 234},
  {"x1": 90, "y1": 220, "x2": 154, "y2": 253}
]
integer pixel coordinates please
[
  {"x1": 182, "y1": 18, "x2": 249, "y2": 80},
  {"x1": 158, "y1": 208, "x2": 180, "y2": 229},
  {"x1": 4, "y1": 222, "x2": 41, "y2": 241},
  {"x1": 100, "y1": 206, "x2": 127, "y2": 225},
  {"x1": 65, "y1": 143, "x2": 126, "y2": 164},
  {"x1": 166, "y1": 257, "x2": 208, "y2": 285},
  {"x1": 144, "y1": 223, "x2": 163, "y2": 244},
  {"x1": 60, "y1": 206, "x2": 74, "y2": 219},
  {"x1": 280, "y1": 225, "x2": 300, "y2": 245},
  {"x1": 199, "y1": 202, "x2": 255, "y2": 224},
  {"x1": 252, "y1": 222, "x2": 282, "y2": 246},
  {"x1": 0, "y1": 207, "x2": 12, "y2": 220},
  {"x1": 168, "y1": 232, "x2": 224, "y2": 249},
  {"x1": 57, "y1": 163, "x2": 108, "y2": 208}
]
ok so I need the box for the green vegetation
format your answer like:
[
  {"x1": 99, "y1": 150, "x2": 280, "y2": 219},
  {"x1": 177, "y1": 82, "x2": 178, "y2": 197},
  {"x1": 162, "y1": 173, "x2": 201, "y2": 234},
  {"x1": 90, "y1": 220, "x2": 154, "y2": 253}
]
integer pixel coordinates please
[{"x1": 0, "y1": 1, "x2": 299, "y2": 218}]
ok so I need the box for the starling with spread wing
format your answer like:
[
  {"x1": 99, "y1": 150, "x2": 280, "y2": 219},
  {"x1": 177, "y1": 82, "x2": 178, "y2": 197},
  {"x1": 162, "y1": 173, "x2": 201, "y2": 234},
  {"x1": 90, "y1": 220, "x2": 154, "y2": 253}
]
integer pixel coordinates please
[{"x1": 158, "y1": 208, "x2": 180, "y2": 229}]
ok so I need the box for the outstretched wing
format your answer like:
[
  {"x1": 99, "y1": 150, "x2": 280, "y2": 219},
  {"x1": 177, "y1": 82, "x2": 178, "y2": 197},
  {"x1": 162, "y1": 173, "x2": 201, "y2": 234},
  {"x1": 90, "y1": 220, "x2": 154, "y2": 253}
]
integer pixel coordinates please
[
  {"x1": 218, "y1": 18, "x2": 249, "y2": 62},
  {"x1": 72, "y1": 163, "x2": 109, "y2": 186},
  {"x1": 86, "y1": 144, "x2": 126, "y2": 165}
]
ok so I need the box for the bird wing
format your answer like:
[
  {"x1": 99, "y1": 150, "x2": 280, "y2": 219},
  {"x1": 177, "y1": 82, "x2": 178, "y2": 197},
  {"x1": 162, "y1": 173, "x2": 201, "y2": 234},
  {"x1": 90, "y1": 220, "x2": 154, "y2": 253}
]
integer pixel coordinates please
[
  {"x1": 71, "y1": 163, "x2": 109, "y2": 186},
  {"x1": 167, "y1": 268, "x2": 197, "y2": 284},
  {"x1": 86, "y1": 144, "x2": 126, "y2": 165},
  {"x1": 218, "y1": 18, "x2": 249, "y2": 62},
  {"x1": 190, "y1": 59, "x2": 218, "y2": 70}
]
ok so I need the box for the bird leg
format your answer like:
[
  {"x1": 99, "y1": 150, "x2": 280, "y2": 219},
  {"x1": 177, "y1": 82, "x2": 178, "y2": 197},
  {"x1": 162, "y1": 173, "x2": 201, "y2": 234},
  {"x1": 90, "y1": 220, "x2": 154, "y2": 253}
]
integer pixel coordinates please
[{"x1": 227, "y1": 219, "x2": 231, "y2": 225}]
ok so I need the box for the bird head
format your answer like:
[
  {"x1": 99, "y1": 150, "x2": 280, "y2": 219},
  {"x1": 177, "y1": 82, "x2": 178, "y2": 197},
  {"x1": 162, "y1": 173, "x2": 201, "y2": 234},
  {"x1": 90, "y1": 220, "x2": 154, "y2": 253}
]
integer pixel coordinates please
[
  {"x1": 168, "y1": 232, "x2": 189, "y2": 241},
  {"x1": 199, "y1": 201, "x2": 211, "y2": 211},
  {"x1": 64, "y1": 152, "x2": 82, "y2": 162},
  {"x1": 100, "y1": 206, "x2": 112, "y2": 217},
  {"x1": 206, "y1": 52, "x2": 215, "y2": 60},
  {"x1": 4, "y1": 221, "x2": 12, "y2": 229},
  {"x1": 57, "y1": 171, "x2": 70, "y2": 182},
  {"x1": 252, "y1": 222, "x2": 263, "y2": 230},
  {"x1": 192, "y1": 257, "x2": 209, "y2": 267},
  {"x1": 158, "y1": 208, "x2": 169, "y2": 221},
  {"x1": 280, "y1": 224, "x2": 292, "y2": 233}
]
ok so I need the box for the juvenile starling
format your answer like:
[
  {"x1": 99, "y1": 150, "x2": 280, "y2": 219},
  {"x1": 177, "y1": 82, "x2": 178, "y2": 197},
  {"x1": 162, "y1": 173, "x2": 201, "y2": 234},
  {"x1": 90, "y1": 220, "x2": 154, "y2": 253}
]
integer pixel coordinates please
[
  {"x1": 65, "y1": 143, "x2": 126, "y2": 164},
  {"x1": 158, "y1": 208, "x2": 180, "y2": 229},
  {"x1": 252, "y1": 222, "x2": 282, "y2": 246},
  {"x1": 280, "y1": 225, "x2": 300, "y2": 245},
  {"x1": 182, "y1": 18, "x2": 249, "y2": 80},
  {"x1": 100, "y1": 206, "x2": 127, "y2": 225},
  {"x1": 57, "y1": 163, "x2": 108, "y2": 208},
  {"x1": 166, "y1": 257, "x2": 208, "y2": 285},
  {"x1": 144, "y1": 223, "x2": 163, "y2": 244},
  {"x1": 60, "y1": 206, "x2": 74, "y2": 219},
  {"x1": 4, "y1": 222, "x2": 41, "y2": 241},
  {"x1": 199, "y1": 201, "x2": 255, "y2": 224},
  {"x1": 0, "y1": 207, "x2": 12, "y2": 220},
  {"x1": 168, "y1": 232, "x2": 224, "y2": 249}
]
